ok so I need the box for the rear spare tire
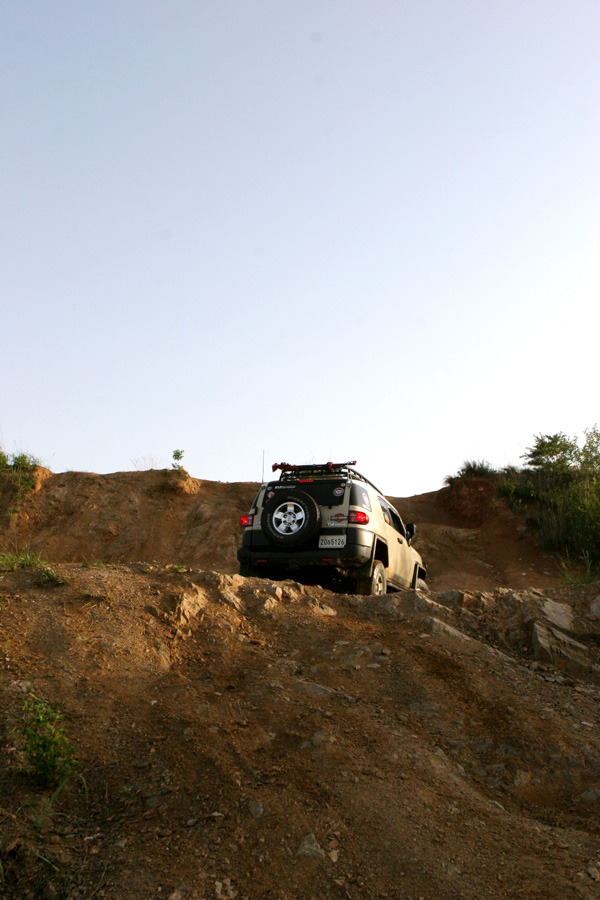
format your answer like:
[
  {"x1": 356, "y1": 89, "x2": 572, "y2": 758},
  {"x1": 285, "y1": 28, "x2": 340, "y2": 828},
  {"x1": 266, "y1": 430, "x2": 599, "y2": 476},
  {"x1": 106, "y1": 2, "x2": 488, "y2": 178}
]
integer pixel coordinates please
[{"x1": 261, "y1": 491, "x2": 321, "y2": 548}]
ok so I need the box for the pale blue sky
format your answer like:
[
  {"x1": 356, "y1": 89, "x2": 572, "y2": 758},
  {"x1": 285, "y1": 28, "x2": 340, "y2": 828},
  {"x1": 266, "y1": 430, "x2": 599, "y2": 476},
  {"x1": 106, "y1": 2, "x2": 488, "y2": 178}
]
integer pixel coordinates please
[{"x1": 2, "y1": 1, "x2": 599, "y2": 495}]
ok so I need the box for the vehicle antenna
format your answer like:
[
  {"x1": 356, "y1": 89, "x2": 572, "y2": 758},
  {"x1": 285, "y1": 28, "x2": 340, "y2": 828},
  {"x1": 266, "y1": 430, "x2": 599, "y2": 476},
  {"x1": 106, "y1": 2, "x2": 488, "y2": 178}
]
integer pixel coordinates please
[{"x1": 261, "y1": 449, "x2": 265, "y2": 483}]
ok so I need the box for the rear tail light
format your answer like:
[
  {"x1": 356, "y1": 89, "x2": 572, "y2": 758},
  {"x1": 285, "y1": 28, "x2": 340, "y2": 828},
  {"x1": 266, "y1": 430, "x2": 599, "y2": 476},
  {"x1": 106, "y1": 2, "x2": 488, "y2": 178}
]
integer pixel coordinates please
[
  {"x1": 239, "y1": 513, "x2": 254, "y2": 527},
  {"x1": 349, "y1": 510, "x2": 369, "y2": 524}
]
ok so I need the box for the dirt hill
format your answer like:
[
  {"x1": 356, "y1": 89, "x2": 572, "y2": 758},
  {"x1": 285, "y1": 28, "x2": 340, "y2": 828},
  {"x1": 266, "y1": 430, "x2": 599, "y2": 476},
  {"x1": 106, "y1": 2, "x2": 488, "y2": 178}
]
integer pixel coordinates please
[
  {"x1": 1, "y1": 469, "x2": 599, "y2": 900},
  {"x1": 1, "y1": 468, "x2": 558, "y2": 592}
]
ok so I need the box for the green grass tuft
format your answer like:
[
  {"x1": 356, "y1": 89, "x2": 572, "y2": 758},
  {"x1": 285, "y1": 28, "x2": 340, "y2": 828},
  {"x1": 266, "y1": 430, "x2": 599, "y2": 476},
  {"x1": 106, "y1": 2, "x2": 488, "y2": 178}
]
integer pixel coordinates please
[
  {"x1": 0, "y1": 549, "x2": 42, "y2": 571},
  {"x1": 81, "y1": 557, "x2": 105, "y2": 569}
]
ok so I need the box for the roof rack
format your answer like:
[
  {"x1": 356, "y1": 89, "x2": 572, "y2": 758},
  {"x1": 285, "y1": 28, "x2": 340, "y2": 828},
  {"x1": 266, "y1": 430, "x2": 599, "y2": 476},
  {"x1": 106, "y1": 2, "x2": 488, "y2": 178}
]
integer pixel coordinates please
[
  {"x1": 272, "y1": 460, "x2": 356, "y2": 474},
  {"x1": 271, "y1": 461, "x2": 384, "y2": 496}
]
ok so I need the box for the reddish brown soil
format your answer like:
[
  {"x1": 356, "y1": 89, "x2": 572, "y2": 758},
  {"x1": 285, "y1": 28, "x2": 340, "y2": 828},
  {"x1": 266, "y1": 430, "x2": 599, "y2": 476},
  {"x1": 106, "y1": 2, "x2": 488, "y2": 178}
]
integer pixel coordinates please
[
  {"x1": 1, "y1": 470, "x2": 599, "y2": 900},
  {"x1": 392, "y1": 477, "x2": 559, "y2": 592}
]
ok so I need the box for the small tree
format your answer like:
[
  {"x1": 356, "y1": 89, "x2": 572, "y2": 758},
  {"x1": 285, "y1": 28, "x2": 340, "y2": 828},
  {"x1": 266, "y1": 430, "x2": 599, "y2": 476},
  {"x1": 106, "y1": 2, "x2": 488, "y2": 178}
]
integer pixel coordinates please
[
  {"x1": 577, "y1": 425, "x2": 600, "y2": 473},
  {"x1": 172, "y1": 449, "x2": 185, "y2": 471},
  {"x1": 521, "y1": 433, "x2": 578, "y2": 473}
]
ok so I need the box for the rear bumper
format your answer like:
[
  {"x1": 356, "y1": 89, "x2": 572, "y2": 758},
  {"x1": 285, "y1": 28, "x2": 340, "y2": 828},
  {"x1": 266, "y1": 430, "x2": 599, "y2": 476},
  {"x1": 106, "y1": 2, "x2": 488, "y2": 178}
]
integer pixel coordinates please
[{"x1": 238, "y1": 528, "x2": 373, "y2": 571}]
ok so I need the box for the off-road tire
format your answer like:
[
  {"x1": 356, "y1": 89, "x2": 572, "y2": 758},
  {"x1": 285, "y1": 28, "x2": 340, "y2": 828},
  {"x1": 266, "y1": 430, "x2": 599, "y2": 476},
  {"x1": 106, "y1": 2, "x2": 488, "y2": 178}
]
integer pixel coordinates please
[
  {"x1": 238, "y1": 563, "x2": 255, "y2": 577},
  {"x1": 356, "y1": 561, "x2": 387, "y2": 596},
  {"x1": 261, "y1": 491, "x2": 321, "y2": 548}
]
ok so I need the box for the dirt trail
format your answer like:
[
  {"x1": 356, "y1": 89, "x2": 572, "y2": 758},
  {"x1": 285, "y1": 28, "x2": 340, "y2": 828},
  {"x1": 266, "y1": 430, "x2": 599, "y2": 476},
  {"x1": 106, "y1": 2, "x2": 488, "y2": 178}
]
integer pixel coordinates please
[{"x1": 1, "y1": 470, "x2": 599, "y2": 900}]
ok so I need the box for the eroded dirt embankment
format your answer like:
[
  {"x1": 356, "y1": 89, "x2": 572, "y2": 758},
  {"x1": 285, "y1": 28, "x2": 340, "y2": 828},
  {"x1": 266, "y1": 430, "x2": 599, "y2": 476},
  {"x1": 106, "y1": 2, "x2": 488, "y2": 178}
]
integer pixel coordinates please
[
  {"x1": 1, "y1": 468, "x2": 559, "y2": 592},
  {"x1": 1, "y1": 468, "x2": 256, "y2": 575}
]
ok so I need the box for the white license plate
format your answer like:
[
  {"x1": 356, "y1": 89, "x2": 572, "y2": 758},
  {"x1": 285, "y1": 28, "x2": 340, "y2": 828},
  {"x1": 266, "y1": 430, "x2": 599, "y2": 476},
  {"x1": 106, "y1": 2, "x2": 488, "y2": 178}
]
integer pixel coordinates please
[{"x1": 319, "y1": 535, "x2": 346, "y2": 549}]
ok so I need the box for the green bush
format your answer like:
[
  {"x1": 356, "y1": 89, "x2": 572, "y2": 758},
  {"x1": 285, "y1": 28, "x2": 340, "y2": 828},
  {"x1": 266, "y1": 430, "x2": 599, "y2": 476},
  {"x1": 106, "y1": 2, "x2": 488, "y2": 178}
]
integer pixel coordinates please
[
  {"x1": 20, "y1": 695, "x2": 78, "y2": 787},
  {"x1": 504, "y1": 428, "x2": 600, "y2": 573},
  {"x1": 0, "y1": 450, "x2": 40, "y2": 525},
  {"x1": 448, "y1": 428, "x2": 600, "y2": 575},
  {"x1": 35, "y1": 565, "x2": 64, "y2": 586}
]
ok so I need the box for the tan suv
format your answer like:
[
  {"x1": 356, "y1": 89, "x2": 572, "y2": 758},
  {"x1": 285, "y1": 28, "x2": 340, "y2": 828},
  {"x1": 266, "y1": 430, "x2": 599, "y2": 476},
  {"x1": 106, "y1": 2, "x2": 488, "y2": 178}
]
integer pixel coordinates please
[{"x1": 237, "y1": 461, "x2": 426, "y2": 594}]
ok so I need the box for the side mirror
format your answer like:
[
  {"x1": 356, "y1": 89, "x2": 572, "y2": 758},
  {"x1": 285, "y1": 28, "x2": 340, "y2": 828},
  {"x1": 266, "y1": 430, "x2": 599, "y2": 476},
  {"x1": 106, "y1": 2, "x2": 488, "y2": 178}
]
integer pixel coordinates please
[{"x1": 406, "y1": 523, "x2": 416, "y2": 544}]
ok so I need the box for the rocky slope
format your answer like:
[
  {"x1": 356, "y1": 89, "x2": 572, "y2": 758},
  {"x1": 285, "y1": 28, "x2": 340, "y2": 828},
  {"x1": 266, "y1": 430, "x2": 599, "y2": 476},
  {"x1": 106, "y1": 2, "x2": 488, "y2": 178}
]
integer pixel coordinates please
[{"x1": 0, "y1": 470, "x2": 599, "y2": 899}]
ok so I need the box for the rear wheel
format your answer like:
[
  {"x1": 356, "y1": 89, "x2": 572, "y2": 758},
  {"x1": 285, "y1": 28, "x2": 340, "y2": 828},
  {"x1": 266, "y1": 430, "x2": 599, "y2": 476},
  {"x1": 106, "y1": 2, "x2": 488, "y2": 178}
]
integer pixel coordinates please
[
  {"x1": 239, "y1": 563, "x2": 255, "y2": 577},
  {"x1": 356, "y1": 561, "x2": 387, "y2": 596}
]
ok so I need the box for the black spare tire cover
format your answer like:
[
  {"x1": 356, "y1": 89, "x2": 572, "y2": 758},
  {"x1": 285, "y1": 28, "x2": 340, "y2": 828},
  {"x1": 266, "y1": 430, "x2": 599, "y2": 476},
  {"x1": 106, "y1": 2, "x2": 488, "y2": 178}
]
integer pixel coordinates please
[{"x1": 261, "y1": 491, "x2": 321, "y2": 548}]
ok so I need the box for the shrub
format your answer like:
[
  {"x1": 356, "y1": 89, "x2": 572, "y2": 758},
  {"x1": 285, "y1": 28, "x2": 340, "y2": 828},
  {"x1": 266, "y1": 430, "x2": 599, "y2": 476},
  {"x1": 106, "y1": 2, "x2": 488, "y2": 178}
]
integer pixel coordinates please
[
  {"x1": 0, "y1": 450, "x2": 40, "y2": 525},
  {"x1": 448, "y1": 428, "x2": 600, "y2": 575},
  {"x1": 35, "y1": 565, "x2": 64, "y2": 586},
  {"x1": 457, "y1": 460, "x2": 497, "y2": 478},
  {"x1": 20, "y1": 695, "x2": 78, "y2": 787},
  {"x1": 505, "y1": 428, "x2": 600, "y2": 573},
  {"x1": 445, "y1": 460, "x2": 498, "y2": 484}
]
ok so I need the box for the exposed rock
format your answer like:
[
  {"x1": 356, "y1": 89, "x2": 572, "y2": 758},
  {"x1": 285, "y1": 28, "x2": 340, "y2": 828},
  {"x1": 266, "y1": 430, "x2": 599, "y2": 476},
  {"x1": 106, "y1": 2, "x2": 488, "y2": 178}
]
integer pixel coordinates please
[
  {"x1": 297, "y1": 681, "x2": 334, "y2": 697},
  {"x1": 531, "y1": 621, "x2": 589, "y2": 672},
  {"x1": 167, "y1": 885, "x2": 187, "y2": 900},
  {"x1": 214, "y1": 880, "x2": 237, "y2": 899},
  {"x1": 424, "y1": 617, "x2": 471, "y2": 642},
  {"x1": 297, "y1": 833, "x2": 325, "y2": 859},
  {"x1": 542, "y1": 598, "x2": 574, "y2": 631},
  {"x1": 261, "y1": 596, "x2": 278, "y2": 614},
  {"x1": 219, "y1": 586, "x2": 243, "y2": 610},
  {"x1": 438, "y1": 590, "x2": 467, "y2": 607},
  {"x1": 176, "y1": 585, "x2": 209, "y2": 625},
  {"x1": 313, "y1": 602, "x2": 337, "y2": 616},
  {"x1": 414, "y1": 594, "x2": 450, "y2": 616}
]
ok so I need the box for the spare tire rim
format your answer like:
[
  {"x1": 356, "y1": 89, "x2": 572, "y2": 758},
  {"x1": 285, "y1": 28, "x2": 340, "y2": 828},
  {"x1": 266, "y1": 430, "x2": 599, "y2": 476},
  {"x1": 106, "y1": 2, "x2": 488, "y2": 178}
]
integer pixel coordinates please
[{"x1": 272, "y1": 501, "x2": 306, "y2": 535}]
